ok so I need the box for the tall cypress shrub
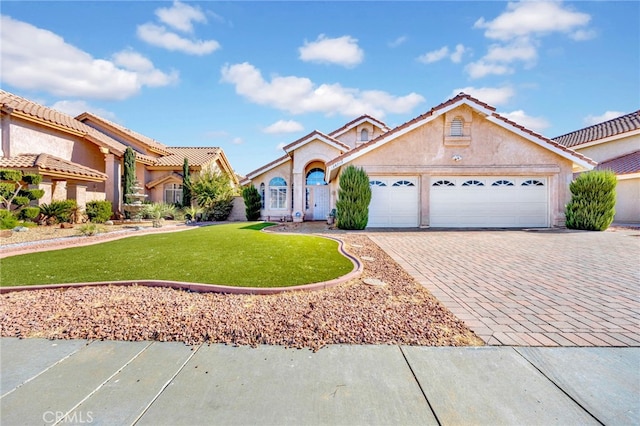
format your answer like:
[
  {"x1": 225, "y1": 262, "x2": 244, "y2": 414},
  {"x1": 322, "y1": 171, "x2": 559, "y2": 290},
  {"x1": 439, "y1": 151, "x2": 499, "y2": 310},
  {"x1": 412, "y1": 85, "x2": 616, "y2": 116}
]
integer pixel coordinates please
[
  {"x1": 336, "y1": 165, "x2": 371, "y2": 230},
  {"x1": 182, "y1": 157, "x2": 192, "y2": 207},
  {"x1": 123, "y1": 147, "x2": 136, "y2": 202},
  {"x1": 242, "y1": 185, "x2": 262, "y2": 221},
  {"x1": 565, "y1": 170, "x2": 617, "y2": 231}
]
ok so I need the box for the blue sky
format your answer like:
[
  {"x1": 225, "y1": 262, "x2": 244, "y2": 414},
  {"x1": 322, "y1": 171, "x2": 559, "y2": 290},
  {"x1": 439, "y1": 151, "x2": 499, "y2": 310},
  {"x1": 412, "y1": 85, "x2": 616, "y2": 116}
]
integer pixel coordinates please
[{"x1": 1, "y1": 1, "x2": 638, "y2": 175}]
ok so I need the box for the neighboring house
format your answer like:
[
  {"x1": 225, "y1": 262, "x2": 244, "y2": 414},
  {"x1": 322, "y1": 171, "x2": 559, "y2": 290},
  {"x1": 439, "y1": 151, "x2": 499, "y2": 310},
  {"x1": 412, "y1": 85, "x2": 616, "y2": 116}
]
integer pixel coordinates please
[
  {"x1": 0, "y1": 90, "x2": 237, "y2": 214},
  {"x1": 554, "y1": 111, "x2": 640, "y2": 223},
  {"x1": 242, "y1": 93, "x2": 596, "y2": 228}
]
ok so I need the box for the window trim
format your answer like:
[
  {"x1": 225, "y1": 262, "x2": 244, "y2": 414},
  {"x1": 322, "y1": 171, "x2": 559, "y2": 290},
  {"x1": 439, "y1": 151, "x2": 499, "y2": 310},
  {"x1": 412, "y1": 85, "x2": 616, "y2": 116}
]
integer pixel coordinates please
[{"x1": 269, "y1": 177, "x2": 288, "y2": 210}]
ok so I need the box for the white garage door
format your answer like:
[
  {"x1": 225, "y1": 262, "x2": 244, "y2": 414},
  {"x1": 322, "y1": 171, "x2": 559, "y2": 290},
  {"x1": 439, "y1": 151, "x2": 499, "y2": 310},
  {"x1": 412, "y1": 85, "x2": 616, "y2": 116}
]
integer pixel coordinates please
[
  {"x1": 368, "y1": 176, "x2": 419, "y2": 228},
  {"x1": 430, "y1": 177, "x2": 548, "y2": 228}
]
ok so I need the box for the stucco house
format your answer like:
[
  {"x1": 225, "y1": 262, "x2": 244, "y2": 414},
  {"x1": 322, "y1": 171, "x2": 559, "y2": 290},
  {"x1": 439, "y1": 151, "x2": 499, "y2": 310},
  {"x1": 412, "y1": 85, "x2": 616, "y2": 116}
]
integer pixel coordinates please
[
  {"x1": 553, "y1": 111, "x2": 640, "y2": 223},
  {"x1": 0, "y1": 90, "x2": 237, "y2": 214},
  {"x1": 242, "y1": 93, "x2": 596, "y2": 228}
]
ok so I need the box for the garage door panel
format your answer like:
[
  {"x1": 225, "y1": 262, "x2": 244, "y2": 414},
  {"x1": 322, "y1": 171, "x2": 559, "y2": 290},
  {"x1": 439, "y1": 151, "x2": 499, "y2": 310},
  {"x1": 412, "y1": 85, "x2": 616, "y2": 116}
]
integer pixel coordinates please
[
  {"x1": 368, "y1": 177, "x2": 419, "y2": 228},
  {"x1": 430, "y1": 176, "x2": 548, "y2": 228}
]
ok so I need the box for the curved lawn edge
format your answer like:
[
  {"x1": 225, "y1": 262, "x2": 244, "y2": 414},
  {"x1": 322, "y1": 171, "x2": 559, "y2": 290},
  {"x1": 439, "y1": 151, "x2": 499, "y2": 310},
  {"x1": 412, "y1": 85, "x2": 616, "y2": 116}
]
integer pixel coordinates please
[{"x1": 0, "y1": 235, "x2": 363, "y2": 295}]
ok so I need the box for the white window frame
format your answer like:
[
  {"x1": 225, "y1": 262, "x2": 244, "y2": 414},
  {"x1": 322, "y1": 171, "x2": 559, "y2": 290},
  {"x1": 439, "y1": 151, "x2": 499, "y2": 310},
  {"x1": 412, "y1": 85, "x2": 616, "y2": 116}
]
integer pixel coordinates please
[
  {"x1": 269, "y1": 177, "x2": 287, "y2": 210},
  {"x1": 164, "y1": 183, "x2": 183, "y2": 204}
]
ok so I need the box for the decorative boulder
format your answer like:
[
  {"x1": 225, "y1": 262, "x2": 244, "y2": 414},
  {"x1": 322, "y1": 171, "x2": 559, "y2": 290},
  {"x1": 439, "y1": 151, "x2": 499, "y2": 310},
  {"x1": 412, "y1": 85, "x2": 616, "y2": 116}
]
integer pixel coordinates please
[
  {"x1": 104, "y1": 220, "x2": 114, "y2": 226},
  {"x1": 60, "y1": 223, "x2": 74, "y2": 229},
  {"x1": 12, "y1": 226, "x2": 29, "y2": 232}
]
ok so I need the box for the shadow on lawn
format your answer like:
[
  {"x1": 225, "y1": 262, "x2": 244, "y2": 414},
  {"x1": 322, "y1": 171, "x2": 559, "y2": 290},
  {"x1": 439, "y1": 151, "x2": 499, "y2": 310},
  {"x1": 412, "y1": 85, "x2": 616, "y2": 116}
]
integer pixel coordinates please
[{"x1": 239, "y1": 222, "x2": 276, "y2": 231}]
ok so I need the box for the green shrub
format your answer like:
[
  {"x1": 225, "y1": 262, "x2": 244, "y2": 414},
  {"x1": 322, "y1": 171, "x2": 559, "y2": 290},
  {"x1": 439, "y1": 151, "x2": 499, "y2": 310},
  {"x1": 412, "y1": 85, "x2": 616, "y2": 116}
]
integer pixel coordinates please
[
  {"x1": 143, "y1": 202, "x2": 177, "y2": 220},
  {"x1": 242, "y1": 185, "x2": 262, "y2": 221},
  {"x1": 183, "y1": 206, "x2": 203, "y2": 222},
  {"x1": 19, "y1": 207, "x2": 40, "y2": 221},
  {"x1": 22, "y1": 173, "x2": 43, "y2": 185},
  {"x1": 77, "y1": 223, "x2": 105, "y2": 236},
  {"x1": 208, "y1": 197, "x2": 234, "y2": 221},
  {"x1": 565, "y1": 170, "x2": 617, "y2": 231},
  {"x1": 0, "y1": 169, "x2": 22, "y2": 182},
  {"x1": 86, "y1": 200, "x2": 113, "y2": 223},
  {"x1": 0, "y1": 170, "x2": 45, "y2": 213},
  {"x1": 39, "y1": 200, "x2": 77, "y2": 224},
  {"x1": 191, "y1": 170, "x2": 237, "y2": 221},
  {"x1": 336, "y1": 165, "x2": 371, "y2": 230},
  {"x1": 0, "y1": 210, "x2": 18, "y2": 229}
]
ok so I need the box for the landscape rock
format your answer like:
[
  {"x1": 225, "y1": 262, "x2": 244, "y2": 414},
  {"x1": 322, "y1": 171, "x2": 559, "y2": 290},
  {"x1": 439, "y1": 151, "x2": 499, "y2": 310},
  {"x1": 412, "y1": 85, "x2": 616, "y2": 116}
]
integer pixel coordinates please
[
  {"x1": 12, "y1": 226, "x2": 28, "y2": 232},
  {"x1": 104, "y1": 220, "x2": 114, "y2": 226},
  {"x1": 0, "y1": 234, "x2": 483, "y2": 351},
  {"x1": 60, "y1": 223, "x2": 74, "y2": 229}
]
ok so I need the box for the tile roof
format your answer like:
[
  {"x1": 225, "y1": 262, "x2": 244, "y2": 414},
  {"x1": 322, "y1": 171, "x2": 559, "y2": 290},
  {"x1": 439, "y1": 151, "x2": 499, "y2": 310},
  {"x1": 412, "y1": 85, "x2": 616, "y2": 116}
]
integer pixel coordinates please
[
  {"x1": 244, "y1": 154, "x2": 291, "y2": 181},
  {"x1": 76, "y1": 112, "x2": 172, "y2": 155},
  {"x1": 282, "y1": 130, "x2": 351, "y2": 153},
  {"x1": 326, "y1": 92, "x2": 596, "y2": 173},
  {"x1": 0, "y1": 90, "x2": 128, "y2": 155},
  {"x1": 328, "y1": 114, "x2": 390, "y2": 138},
  {"x1": 596, "y1": 150, "x2": 640, "y2": 175},
  {"x1": 553, "y1": 111, "x2": 640, "y2": 148},
  {"x1": 0, "y1": 154, "x2": 107, "y2": 180},
  {"x1": 152, "y1": 147, "x2": 222, "y2": 167}
]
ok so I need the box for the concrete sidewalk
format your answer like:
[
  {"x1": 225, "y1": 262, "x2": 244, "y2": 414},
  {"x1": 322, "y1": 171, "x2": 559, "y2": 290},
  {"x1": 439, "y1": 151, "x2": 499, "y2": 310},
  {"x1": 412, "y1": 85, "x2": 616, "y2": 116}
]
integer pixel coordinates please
[{"x1": 1, "y1": 338, "x2": 638, "y2": 425}]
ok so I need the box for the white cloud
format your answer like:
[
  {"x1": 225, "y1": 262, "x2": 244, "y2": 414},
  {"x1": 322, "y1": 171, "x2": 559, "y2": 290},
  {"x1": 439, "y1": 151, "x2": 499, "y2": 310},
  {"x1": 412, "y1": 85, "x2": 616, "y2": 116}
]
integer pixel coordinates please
[
  {"x1": 221, "y1": 62, "x2": 424, "y2": 118},
  {"x1": 155, "y1": 0, "x2": 207, "y2": 33},
  {"x1": 570, "y1": 29, "x2": 597, "y2": 41},
  {"x1": 231, "y1": 137, "x2": 244, "y2": 145},
  {"x1": 583, "y1": 111, "x2": 625, "y2": 126},
  {"x1": 137, "y1": 23, "x2": 220, "y2": 55},
  {"x1": 298, "y1": 34, "x2": 364, "y2": 68},
  {"x1": 483, "y1": 39, "x2": 537, "y2": 65},
  {"x1": 0, "y1": 16, "x2": 177, "y2": 100},
  {"x1": 474, "y1": 1, "x2": 591, "y2": 41},
  {"x1": 388, "y1": 35, "x2": 408, "y2": 48},
  {"x1": 469, "y1": 1, "x2": 593, "y2": 79},
  {"x1": 451, "y1": 86, "x2": 515, "y2": 106},
  {"x1": 500, "y1": 110, "x2": 550, "y2": 132},
  {"x1": 112, "y1": 49, "x2": 179, "y2": 87},
  {"x1": 263, "y1": 120, "x2": 304, "y2": 134},
  {"x1": 276, "y1": 142, "x2": 287, "y2": 151},
  {"x1": 450, "y1": 44, "x2": 468, "y2": 63},
  {"x1": 417, "y1": 46, "x2": 449, "y2": 64},
  {"x1": 465, "y1": 61, "x2": 514, "y2": 79},
  {"x1": 418, "y1": 44, "x2": 467, "y2": 64},
  {"x1": 50, "y1": 100, "x2": 117, "y2": 121}
]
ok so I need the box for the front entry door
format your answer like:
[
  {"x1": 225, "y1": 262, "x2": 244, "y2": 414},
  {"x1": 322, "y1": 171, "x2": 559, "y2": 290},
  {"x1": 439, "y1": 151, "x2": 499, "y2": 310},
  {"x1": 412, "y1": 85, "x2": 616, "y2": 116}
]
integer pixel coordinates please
[{"x1": 312, "y1": 186, "x2": 329, "y2": 220}]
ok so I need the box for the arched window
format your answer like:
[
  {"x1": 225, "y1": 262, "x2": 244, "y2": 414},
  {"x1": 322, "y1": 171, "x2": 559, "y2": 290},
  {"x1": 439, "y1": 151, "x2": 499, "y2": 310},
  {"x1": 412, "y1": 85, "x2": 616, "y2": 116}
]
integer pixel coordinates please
[
  {"x1": 450, "y1": 118, "x2": 463, "y2": 137},
  {"x1": 360, "y1": 128, "x2": 369, "y2": 141},
  {"x1": 306, "y1": 168, "x2": 327, "y2": 185},
  {"x1": 269, "y1": 177, "x2": 287, "y2": 209},
  {"x1": 259, "y1": 183, "x2": 265, "y2": 209}
]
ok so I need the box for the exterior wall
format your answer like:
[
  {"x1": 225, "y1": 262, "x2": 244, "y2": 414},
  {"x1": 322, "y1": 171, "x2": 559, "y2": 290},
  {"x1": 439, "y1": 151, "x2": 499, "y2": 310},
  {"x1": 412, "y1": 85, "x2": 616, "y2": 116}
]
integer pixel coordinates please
[
  {"x1": 574, "y1": 133, "x2": 640, "y2": 162},
  {"x1": 615, "y1": 176, "x2": 640, "y2": 222},
  {"x1": 347, "y1": 106, "x2": 574, "y2": 227},
  {"x1": 334, "y1": 123, "x2": 387, "y2": 149},
  {"x1": 227, "y1": 196, "x2": 246, "y2": 221},
  {"x1": 10, "y1": 121, "x2": 75, "y2": 159}
]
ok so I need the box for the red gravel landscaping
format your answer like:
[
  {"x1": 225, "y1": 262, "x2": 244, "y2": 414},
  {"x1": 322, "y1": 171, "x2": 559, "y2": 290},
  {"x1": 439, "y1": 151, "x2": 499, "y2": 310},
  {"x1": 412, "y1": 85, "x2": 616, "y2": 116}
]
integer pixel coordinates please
[{"x1": 0, "y1": 233, "x2": 483, "y2": 351}]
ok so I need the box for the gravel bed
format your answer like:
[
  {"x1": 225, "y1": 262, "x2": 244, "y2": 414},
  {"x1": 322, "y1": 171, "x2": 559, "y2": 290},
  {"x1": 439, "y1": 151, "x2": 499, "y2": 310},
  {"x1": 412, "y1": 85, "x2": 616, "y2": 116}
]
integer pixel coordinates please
[{"x1": 0, "y1": 234, "x2": 483, "y2": 351}]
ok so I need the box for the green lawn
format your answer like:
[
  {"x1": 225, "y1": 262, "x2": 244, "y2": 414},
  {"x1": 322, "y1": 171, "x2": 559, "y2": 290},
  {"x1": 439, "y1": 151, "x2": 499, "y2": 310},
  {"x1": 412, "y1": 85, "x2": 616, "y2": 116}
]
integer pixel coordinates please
[{"x1": 0, "y1": 222, "x2": 354, "y2": 288}]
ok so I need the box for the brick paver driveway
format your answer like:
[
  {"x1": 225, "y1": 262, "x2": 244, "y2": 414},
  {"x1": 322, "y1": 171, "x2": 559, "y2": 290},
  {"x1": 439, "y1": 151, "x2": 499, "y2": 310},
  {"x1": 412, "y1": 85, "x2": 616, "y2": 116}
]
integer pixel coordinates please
[{"x1": 369, "y1": 228, "x2": 640, "y2": 346}]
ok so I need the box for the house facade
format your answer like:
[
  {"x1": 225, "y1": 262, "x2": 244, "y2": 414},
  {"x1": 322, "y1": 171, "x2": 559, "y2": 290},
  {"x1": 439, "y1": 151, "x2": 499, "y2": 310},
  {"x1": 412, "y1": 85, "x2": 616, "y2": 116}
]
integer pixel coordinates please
[
  {"x1": 554, "y1": 111, "x2": 640, "y2": 223},
  {"x1": 0, "y1": 90, "x2": 237, "y2": 214},
  {"x1": 242, "y1": 94, "x2": 596, "y2": 228}
]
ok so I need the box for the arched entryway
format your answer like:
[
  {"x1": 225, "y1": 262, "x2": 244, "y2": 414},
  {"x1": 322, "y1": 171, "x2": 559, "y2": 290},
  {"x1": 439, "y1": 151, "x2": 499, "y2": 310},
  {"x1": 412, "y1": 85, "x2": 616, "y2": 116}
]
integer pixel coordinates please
[{"x1": 305, "y1": 166, "x2": 329, "y2": 220}]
